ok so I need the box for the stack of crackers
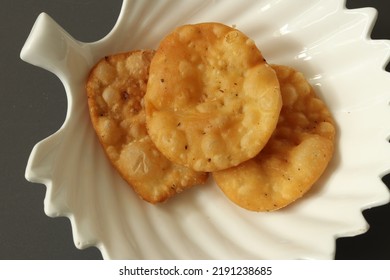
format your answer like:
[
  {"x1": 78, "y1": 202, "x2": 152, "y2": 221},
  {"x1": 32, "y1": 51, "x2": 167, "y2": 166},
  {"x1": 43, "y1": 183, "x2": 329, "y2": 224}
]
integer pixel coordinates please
[{"x1": 86, "y1": 23, "x2": 335, "y2": 212}]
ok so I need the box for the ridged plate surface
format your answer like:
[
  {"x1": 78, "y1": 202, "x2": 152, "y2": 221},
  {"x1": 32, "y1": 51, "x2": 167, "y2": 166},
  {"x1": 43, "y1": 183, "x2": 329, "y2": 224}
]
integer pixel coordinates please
[{"x1": 22, "y1": 0, "x2": 390, "y2": 259}]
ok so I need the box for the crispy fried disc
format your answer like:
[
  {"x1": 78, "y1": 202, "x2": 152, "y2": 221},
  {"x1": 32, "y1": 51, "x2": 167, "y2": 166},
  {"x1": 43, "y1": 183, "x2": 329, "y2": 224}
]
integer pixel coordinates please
[
  {"x1": 145, "y1": 23, "x2": 281, "y2": 172},
  {"x1": 86, "y1": 50, "x2": 208, "y2": 203},
  {"x1": 213, "y1": 65, "x2": 336, "y2": 211}
]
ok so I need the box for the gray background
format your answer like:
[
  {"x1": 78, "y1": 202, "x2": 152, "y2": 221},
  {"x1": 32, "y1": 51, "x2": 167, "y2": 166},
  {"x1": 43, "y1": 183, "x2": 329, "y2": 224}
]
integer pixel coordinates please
[{"x1": 1, "y1": 0, "x2": 389, "y2": 259}]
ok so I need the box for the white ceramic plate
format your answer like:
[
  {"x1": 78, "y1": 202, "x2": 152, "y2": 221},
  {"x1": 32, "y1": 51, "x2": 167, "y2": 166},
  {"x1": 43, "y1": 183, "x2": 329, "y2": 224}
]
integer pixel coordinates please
[{"x1": 21, "y1": 0, "x2": 390, "y2": 259}]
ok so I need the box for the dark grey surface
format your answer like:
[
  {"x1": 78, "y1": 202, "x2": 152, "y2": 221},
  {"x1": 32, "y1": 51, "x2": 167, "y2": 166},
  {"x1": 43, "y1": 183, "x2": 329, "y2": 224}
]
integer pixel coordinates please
[{"x1": 0, "y1": 0, "x2": 389, "y2": 260}]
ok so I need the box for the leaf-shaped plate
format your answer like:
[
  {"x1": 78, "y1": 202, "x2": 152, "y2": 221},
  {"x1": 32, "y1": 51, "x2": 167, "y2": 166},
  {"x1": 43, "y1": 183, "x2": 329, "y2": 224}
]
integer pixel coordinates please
[{"x1": 21, "y1": 0, "x2": 390, "y2": 259}]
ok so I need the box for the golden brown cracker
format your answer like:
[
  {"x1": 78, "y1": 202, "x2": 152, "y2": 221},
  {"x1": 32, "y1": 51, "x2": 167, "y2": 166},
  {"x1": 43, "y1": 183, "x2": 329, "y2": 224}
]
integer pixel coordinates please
[
  {"x1": 213, "y1": 65, "x2": 336, "y2": 211},
  {"x1": 86, "y1": 50, "x2": 208, "y2": 203},
  {"x1": 145, "y1": 22, "x2": 281, "y2": 172}
]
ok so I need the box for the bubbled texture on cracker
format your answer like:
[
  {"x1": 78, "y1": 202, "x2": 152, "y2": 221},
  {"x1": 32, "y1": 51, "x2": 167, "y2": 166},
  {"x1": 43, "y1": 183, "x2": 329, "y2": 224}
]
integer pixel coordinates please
[
  {"x1": 86, "y1": 50, "x2": 208, "y2": 203},
  {"x1": 145, "y1": 23, "x2": 282, "y2": 172},
  {"x1": 213, "y1": 65, "x2": 336, "y2": 211}
]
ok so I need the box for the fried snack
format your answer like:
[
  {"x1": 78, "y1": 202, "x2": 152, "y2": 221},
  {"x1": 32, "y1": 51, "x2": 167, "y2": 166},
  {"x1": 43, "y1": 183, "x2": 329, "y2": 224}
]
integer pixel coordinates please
[
  {"x1": 86, "y1": 50, "x2": 208, "y2": 203},
  {"x1": 213, "y1": 65, "x2": 336, "y2": 211},
  {"x1": 145, "y1": 22, "x2": 281, "y2": 172}
]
